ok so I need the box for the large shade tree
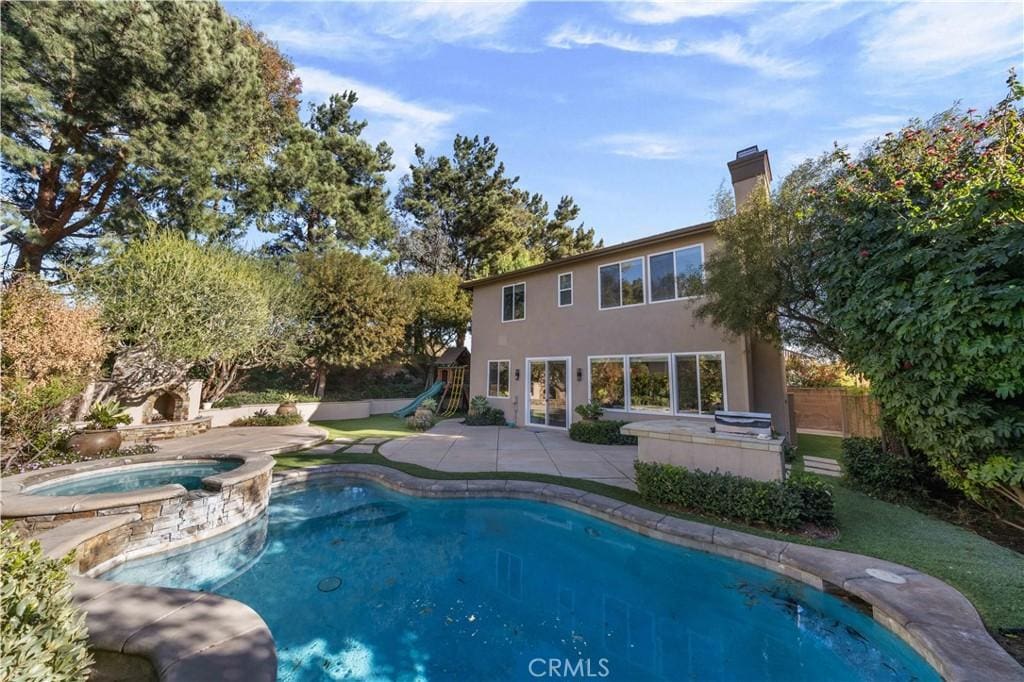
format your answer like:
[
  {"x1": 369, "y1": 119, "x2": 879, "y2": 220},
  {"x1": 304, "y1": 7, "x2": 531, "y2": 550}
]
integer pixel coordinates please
[
  {"x1": 394, "y1": 135, "x2": 600, "y2": 280},
  {"x1": 297, "y1": 250, "x2": 412, "y2": 397},
  {"x1": 1, "y1": 1, "x2": 298, "y2": 273},
  {"x1": 244, "y1": 92, "x2": 395, "y2": 254}
]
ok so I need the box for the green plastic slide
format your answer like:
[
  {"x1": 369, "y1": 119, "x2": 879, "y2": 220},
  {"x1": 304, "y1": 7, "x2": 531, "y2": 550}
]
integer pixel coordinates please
[{"x1": 392, "y1": 380, "x2": 445, "y2": 418}]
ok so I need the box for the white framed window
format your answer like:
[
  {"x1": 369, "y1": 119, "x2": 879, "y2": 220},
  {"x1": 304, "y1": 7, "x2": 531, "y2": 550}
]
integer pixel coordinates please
[
  {"x1": 558, "y1": 272, "x2": 573, "y2": 307},
  {"x1": 589, "y1": 356, "x2": 625, "y2": 409},
  {"x1": 648, "y1": 244, "x2": 704, "y2": 303},
  {"x1": 598, "y1": 257, "x2": 645, "y2": 309},
  {"x1": 501, "y1": 282, "x2": 525, "y2": 322},
  {"x1": 487, "y1": 360, "x2": 510, "y2": 398},
  {"x1": 673, "y1": 352, "x2": 726, "y2": 415},
  {"x1": 588, "y1": 351, "x2": 727, "y2": 416}
]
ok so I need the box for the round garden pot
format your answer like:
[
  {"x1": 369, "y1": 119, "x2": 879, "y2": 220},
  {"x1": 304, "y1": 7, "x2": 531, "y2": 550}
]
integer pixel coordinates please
[
  {"x1": 276, "y1": 403, "x2": 299, "y2": 416},
  {"x1": 69, "y1": 429, "x2": 122, "y2": 459}
]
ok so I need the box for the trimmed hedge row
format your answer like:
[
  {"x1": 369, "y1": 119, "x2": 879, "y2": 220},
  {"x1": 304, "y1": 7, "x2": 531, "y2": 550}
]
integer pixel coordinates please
[
  {"x1": 568, "y1": 420, "x2": 638, "y2": 445},
  {"x1": 230, "y1": 412, "x2": 304, "y2": 427},
  {"x1": 635, "y1": 461, "x2": 835, "y2": 530}
]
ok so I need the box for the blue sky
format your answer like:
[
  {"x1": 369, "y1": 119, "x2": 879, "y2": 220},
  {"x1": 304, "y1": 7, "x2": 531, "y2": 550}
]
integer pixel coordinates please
[{"x1": 227, "y1": 1, "x2": 1024, "y2": 247}]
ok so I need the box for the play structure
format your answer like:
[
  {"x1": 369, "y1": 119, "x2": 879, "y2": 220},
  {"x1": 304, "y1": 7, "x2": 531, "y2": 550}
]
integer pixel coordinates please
[{"x1": 393, "y1": 346, "x2": 471, "y2": 419}]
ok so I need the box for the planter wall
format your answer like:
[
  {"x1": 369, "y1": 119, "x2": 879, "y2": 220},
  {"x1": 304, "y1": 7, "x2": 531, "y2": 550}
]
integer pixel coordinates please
[{"x1": 200, "y1": 398, "x2": 417, "y2": 427}]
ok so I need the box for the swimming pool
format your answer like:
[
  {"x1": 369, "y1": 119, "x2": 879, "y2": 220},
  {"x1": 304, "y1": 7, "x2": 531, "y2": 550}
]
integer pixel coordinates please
[
  {"x1": 103, "y1": 479, "x2": 939, "y2": 681},
  {"x1": 31, "y1": 460, "x2": 241, "y2": 496}
]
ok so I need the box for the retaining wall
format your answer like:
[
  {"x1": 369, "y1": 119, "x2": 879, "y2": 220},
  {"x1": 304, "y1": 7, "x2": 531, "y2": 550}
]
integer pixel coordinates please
[{"x1": 200, "y1": 398, "x2": 416, "y2": 427}]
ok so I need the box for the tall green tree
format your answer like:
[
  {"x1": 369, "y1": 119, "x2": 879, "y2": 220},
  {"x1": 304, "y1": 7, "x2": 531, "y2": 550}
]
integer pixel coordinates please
[
  {"x1": 401, "y1": 272, "x2": 472, "y2": 374},
  {"x1": 245, "y1": 92, "x2": 395, "y2": 254},
  {"x1": 1, "y1": 1, "x2": 297, "y2": 273},
  {"x1": 297, "y1": 250, "x2": 411, "y2": 397},
  {"x1": 395, "y1": 135, "x2": 599, "y2": 280}
]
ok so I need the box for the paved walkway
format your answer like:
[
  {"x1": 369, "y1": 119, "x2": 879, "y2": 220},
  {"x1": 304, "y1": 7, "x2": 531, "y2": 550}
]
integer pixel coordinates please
[
  {"x1": 380, "y1": 420, "x2": 639, "y2": 490},
  {"x1": 152, "y1": 424, "x2": 326, "y2": 457}
]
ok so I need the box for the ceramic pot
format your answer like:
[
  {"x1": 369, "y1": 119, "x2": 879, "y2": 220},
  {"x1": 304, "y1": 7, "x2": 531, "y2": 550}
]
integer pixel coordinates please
[
  {"x1": 276, "y1": 402, "x2": 299, "y2": 416},
  {"x1": 68, "y1": 429, "x2": 122, "y2": 459}
]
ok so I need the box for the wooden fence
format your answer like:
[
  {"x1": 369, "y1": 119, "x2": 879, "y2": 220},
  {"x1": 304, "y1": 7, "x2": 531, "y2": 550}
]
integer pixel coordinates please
[{"x1": 788, "y1": 387, "x2": 881, "y2": 438}]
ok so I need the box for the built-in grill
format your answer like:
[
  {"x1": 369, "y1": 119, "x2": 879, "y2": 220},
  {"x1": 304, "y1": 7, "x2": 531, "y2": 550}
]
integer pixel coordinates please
[{"x1": 713, "y1": 410, "x2": 773, "y2": 437}]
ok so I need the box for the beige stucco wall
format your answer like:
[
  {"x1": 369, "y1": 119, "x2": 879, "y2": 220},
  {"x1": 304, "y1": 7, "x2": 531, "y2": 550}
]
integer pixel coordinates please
[{"x1": 468, "y1": 231, "x2": 787, "y2": 433}]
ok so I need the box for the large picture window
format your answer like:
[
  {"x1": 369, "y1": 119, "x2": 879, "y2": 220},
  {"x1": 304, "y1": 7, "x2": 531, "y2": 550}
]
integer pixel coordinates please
[
  {"x1": 488, "y1": 360, "x2": 510, "y2": 398},
  {"x1": 599, "y1": 258, "x2": 644, "y2": 309},
  {"x1": 674, "y1": 353, "x2": 725, "y2": 415},
  {"x1": 589, "y1": 357, "x2": 625, "y2": 409},
  {"x1": 502, "y1": 282, "x2": 525, "y2": 322},
  {"x1": 649, "y1": 244, "x2": 704, "y2": 302},
  {"x1": 628, "y1": 356, "x2": 671, "y2": 413}
]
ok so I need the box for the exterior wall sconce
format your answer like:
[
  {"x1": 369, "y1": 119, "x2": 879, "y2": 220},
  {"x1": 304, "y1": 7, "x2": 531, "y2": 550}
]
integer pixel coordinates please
[
  {"x1": 514, "y1": 368, "x2": 520, "y2": 381},
  {"x1": 576, "y1": 368, "x2": 583, "y2": 382}
]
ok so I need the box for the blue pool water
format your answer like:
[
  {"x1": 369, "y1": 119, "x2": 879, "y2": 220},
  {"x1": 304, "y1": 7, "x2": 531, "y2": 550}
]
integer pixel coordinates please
[
  {"x1": 104, "y1": 480, "x2": 940, "y2": 681},
  {"x1": 32, "y1": 460, "x2": 241, "y2": 496}
]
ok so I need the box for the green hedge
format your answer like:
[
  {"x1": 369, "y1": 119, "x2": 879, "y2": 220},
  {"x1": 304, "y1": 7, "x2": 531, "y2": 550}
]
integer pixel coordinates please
[
  {"x1": 841, "y1": 437, "x2": 940, "y2": 502},
  {"x1": 464, "y1": 407, "x2": 506, "y2": 426},
  {"x1": 568, "y1": 420, "x2": 637, "y2": 445},
  {"x1": 213, "y1": 390, "x2": 319, "y2": 408},
  {"x1": 1, "y1": 524, "x2": 92, "y2": 681},
  {"x1": 230, "y1": 412, "x2": 304, "y2": 427},
  {"x1": 634, "y1": 461, "x2": 835, "y2": 530}
]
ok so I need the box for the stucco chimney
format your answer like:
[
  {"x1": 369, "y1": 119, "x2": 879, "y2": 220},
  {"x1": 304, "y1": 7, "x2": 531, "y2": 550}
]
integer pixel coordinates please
[{"x1": 727, "y1": 145, "x2": 772, "y2": 208}]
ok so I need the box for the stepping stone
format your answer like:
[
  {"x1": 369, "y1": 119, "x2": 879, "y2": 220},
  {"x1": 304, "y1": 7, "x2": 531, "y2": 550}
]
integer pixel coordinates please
[
  {"x1": 302, "y1": 444, "x2": 345, "y2": 456},
  {"x1": 333, "y1": 437, "x2": 355, "y2": 444},
  {"x1": 345, "y1": 443, "x2": 376, "y2": 454},
  {"x1": 360, "y1": 437, "x2": 388, "y2": 444}
]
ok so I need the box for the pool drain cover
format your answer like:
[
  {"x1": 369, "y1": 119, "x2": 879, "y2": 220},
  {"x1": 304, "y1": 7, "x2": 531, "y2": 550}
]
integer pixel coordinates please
[{"x1": 318, "y1": 577, "x2": 342, "y2": 592}]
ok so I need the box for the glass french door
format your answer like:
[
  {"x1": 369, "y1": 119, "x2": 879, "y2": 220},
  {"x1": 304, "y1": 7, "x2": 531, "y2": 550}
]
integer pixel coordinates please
[{"x1": 527, "y1": 359, "x2": 568, "y2": 428}]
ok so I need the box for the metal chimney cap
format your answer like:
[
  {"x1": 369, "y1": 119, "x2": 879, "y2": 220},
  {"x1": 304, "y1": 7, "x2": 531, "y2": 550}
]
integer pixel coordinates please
[{"x1": 736, "y1": 145, "x2": 760, "y2": 159}]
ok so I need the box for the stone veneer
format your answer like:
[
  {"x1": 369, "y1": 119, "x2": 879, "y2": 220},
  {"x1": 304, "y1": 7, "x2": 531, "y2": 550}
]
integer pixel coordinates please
[
  {"x1": 1, "y1": 452, "x2": 274, "y2": 566},
  {"x1": 117, "y1": 416, "x2": 212, "y2": 445}
]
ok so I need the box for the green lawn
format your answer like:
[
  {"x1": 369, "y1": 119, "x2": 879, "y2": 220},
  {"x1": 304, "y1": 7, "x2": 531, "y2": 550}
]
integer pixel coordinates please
[
  {"x1": 797, "y1": 432, "x2": 844, "y2": 459},
  {"x1": 312, "y1": 415, "x2": 414, "y2": 440},
  {"x1": 275, "y1": 419, "x2": 1024, "y2": 639}
]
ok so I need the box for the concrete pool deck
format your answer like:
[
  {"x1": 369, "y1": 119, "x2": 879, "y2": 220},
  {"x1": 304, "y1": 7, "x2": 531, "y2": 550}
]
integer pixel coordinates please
[{"x1": 380, "y1": 419, "x2": 639, "y2": 489}]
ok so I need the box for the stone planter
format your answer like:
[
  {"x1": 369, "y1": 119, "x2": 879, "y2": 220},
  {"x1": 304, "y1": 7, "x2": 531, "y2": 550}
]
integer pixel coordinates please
[
  {"x1": 276, "y1": 402, "x2": 298, "y2": 416},
  {"x1": 69, "y1": 429, "x2": 123, "y2": 459},
  {"x1": 413, "y1": 407, "x2": 434, "y2": 420}
]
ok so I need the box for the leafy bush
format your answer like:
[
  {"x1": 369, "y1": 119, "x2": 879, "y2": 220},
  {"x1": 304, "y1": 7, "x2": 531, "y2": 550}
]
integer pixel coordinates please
[
  {"x1": 230, "y1": 411, "x2": 304, "y2": 427},
  {"x1": 574, "y1": 401, "x2": 604, "y2": 421},
  {"x1": 1, "y1": 524, "x2": 92, "y2": 680},
  {"x1": 84, "y1": 400, "x2": 131, "y2": 430},
  {"x1": 464, "y1": 406, "x2": 506, "y2": 426},
  {"x1": 634, "y1": 461, "x2": 835, "y2": 530},
  {"x1": 468, "y1": 395, "x2": 489, "y2": 416},
  {"x1": 213, "y1": 390, "x2": 320, "y2": 408},
  {"x1": 569, "y1": 420, "x2": 637, "y2": 445},
  {"x1": 420, "y1": 398, "x2": 438, "y2": 412},
  {"x1": 841, "y1": 437, "x2": 943, "y2": 502}
]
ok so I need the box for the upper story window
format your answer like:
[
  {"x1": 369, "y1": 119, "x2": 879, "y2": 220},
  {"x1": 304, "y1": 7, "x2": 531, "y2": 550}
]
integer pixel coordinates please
[
  {"x1": 558, "y1": 272, "x2": 573, "y2": 307},
  {"x1": 502, "y1": 282, "x2": 525, "y2": 322},
  {"x1": 649, "y1": 244, "x2": 704, "y2": 302},
  {"x1": 599, "y1": 257, "x2": 644, "y2": 309}
]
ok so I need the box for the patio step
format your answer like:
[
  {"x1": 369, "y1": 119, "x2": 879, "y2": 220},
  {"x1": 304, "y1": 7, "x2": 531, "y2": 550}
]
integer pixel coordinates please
[{"x1": 802, "y1": 456, "x2": 843, "y2": 478}]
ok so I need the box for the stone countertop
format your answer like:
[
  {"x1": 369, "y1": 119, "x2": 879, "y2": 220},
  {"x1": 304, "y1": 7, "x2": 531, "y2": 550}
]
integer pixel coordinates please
[{"x1": 621, "y1": 418, "x2": 785, "y2": 449}]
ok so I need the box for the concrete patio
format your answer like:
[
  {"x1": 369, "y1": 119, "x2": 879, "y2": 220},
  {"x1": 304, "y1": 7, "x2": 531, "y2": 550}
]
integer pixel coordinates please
[{"x1": 380, "y1": 419, "x2": 638, "y2": 490}]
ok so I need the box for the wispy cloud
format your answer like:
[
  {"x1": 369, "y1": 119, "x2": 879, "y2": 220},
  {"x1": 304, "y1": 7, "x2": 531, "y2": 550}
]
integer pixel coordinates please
[
  {"x1": 616, "y1": 1, "x2": 758, "y2": 24},
  {"x1": 296, "y1": 67, "x2": 456, "y2": 173},
  {"x1": 546, "y1": 25, "x2": 814, "y2": 79},
  {"x1": 547, "y1": 25, "x2": 678, "y2": 55},
  {"x1": 862, "y1": 2, "x2": 1023, "y2": 79},
  {"x1": 374, "y1": 2, "x2": 526, "y2": 42},
  {"x1": 589, "y1": 132, "x2": 693, "y2": 160},
  {"x1": 685, "y1": 34, "x2": 816, "y2": 79}
]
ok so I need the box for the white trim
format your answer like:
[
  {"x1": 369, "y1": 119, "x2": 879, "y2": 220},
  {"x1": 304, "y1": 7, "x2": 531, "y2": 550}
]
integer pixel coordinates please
[
  {"x1": 524, "y1": 356, "x2": 572, "y2": 429},
  {"x1": 486, "y1": 359, "x2": 511, "y2": 399},
  {"x1": 557, "y1": 271, "x2": 573, "y2": 308},
  {"x1": 671, "y1": 350, "x2": 728, "y2": 416},
  {"x1": 585, "y1": 351, "x2": 728, "y2": 417},
  {"x1": 597, "y1": 257, "x2": 646, "y2": 311},
  {"x1": 501, "y1": 282, "x2": 527, "y2": 323},
  {"x1": 646, "y1": 243, "x2": 705, "y2": 305}
]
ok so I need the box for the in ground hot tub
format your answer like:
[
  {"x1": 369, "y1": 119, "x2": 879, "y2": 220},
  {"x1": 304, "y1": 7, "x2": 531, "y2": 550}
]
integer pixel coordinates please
[{"x1": 28, "y1": 459, "x2": 242, "y2": 496}]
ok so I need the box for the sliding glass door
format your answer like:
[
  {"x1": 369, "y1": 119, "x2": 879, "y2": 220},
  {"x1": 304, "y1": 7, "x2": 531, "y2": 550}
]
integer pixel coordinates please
[{"x1": 527, "y1": 359, "x2": 569, "y2": 428}]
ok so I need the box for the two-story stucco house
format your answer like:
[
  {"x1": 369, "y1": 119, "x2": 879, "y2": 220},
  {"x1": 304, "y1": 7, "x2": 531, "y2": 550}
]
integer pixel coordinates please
[{"x1": 462, "y1": 147, "x2": 790, "y2": 439}]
